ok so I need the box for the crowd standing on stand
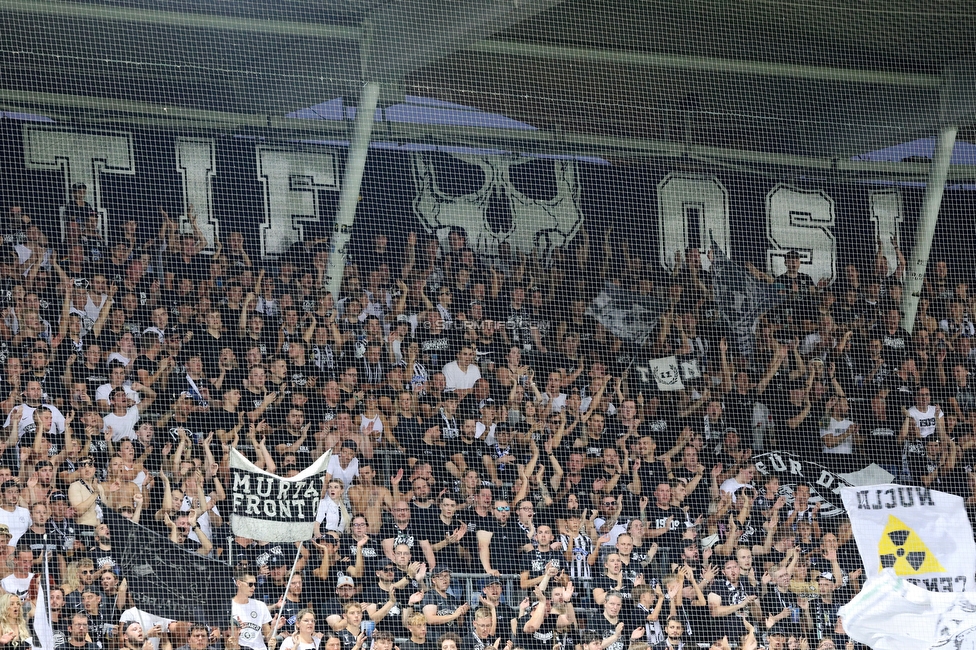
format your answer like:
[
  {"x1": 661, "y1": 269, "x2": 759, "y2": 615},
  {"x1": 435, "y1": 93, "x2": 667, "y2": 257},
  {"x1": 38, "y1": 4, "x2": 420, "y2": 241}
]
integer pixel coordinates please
[{"x1": 0, "y1": 193, "x2": 964, "y2": 650}]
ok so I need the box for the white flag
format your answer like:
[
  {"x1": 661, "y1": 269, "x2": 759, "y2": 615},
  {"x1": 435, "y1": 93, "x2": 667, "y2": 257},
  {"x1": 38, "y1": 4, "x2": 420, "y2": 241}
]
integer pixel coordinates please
[
  {"x1": 34, "y1": 575, "x2": 53, "y2": 650},
  {"x1": 839, "y1": 570, "x2": 976, "y2": 650},
  {"x1": 647, "y1": 356, "x2": 684, "y2": 392},
  {"x1": 229, "y1": 449, "x2": 331, "y2": 542},
  {"x1": 840, "y1": 485, "x2": 976, "y2": 592}
]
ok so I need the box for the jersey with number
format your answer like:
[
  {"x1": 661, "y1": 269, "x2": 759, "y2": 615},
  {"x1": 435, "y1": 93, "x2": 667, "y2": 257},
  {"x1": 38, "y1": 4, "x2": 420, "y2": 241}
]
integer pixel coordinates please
[{"x1": 908, "y1": 405, "x2": 940, "y2": 438}]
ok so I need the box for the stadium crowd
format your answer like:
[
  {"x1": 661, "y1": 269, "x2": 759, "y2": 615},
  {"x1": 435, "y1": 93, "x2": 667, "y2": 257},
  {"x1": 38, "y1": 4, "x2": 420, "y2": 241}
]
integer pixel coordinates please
[{"x1": 0, "y1": 188, "x2": 969, "y2": 650}]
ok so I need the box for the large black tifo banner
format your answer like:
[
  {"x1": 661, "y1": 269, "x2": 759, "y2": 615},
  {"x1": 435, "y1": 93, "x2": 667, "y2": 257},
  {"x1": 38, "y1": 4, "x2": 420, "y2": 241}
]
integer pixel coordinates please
[
  {"x1": 104, "y1": 508, "x2": 234, "y2": 625},
  {"x1": 3, "y1": 122, "x2": 976, "y2": 279}
]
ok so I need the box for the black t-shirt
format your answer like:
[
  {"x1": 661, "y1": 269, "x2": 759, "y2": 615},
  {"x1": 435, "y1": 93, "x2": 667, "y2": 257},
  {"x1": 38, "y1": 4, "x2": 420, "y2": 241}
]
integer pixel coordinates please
[
  {"x1": 647, "y1": 504, "x2": 684, "y2": 549},
  {"x1": 406, "y1": 439, "x2": 451, "y2": 481},
  {"x1": 592, "y1": 575, "x2": 634, "y2": 605},
  {"x1": 362, "y1": 584, "x2": 408, "y2": 637},
  {"x1": 707, "y1": 579, "x2": 757, "y2": 640},
  {"x1": 591, "y1": 614, "x2": 629, "y2": 650},
  {"x1": 513, "y1": 610, "x2": 558, "y2": 650},
  {"x1": 267, "y1": 428, "x2": 313, "y2": 468},
  {"x1": 20, "y1": 526, "x2": 61, "y2": 561},
  {"x1": 379, "y1": 521, "x2": 422, "y2": 554},
  {"x1": 338, "y1": 534, "x2": 384, "y2": 576},
  {"x1": 74, "y1": 362, "x2": 110, "y2": 397},
  {"x1": 636, "y1": 459, "x2": 669, "y2": 494},
  {"x1": 483, "y1": 520, "x2": 528, "y2": 575},
  {"x1": 761, "y1": 588, "x2": 802, "y2": 638},
  {"x1": 422, "y1": 515, "x2": 477, "y2": 568},
  {"x1": 857, "y1": 404, "x2": 902, "y2": 468},
  {"x1": 421, "y1": 589, "x2": 464, "y2": 631}
]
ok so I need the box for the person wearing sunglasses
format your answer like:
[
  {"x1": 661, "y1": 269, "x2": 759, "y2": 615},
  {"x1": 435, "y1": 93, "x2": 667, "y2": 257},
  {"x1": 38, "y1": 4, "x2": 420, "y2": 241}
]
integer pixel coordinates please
[
  {"x1": 477, "y1": 499, "x2": 531, "y2": 576},
  {"x1": 232, "y1": 571, "x2": 279, "y2": 650}
]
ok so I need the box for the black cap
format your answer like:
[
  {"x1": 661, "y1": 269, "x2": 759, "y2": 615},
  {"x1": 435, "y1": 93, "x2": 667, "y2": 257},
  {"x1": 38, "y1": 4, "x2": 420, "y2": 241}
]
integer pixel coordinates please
[
  {"x1": 50, "y1": 491, "x2": 67, "y2": 502},
  {"x1": 268, "y1": 555, "x2": 287, "y2": 569},
  {"x1": 432, "y1": 564, "x2": 453, "y2": 575},
  {"x1": 0, "y1": 481, "x2": 19, "y2": 491}
]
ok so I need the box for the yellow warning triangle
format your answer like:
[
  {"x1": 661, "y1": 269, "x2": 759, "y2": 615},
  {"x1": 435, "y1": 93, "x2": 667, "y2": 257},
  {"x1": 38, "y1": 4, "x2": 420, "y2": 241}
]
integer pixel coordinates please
[{"x1": 877, "y1": 514, "x2": 946, "y2": 575}]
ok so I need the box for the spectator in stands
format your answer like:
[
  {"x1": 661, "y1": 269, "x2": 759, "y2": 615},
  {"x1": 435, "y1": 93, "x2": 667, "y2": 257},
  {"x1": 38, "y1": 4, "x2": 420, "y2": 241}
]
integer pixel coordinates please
[
  {"x1": 277, "y1": 610, "x2": 317, "y2": 650},
  {"x1": 706, "y1": 558, "x2": 760, "y2": 642},
  {"x1": 232, "y1": 570, "x2": 277, "y2": 650},
  {"x1": 400, "y1": 612, "x2": 431, "y2": 650},
  {"x1": 0, "y1": 481, "x2": 31, "y2": 545},
  {"x1": 422, "y1": 566, "x2": 470, "y2": 633},
  {"x1": 64, "y1": 611, "x2": 96, "y2": 650}
]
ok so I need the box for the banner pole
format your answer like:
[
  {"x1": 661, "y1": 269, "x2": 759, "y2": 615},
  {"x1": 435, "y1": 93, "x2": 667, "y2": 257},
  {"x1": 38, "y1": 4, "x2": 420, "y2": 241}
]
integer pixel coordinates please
[{"x1": 269, "y1": 541, "x2": 305, "y2": 636}]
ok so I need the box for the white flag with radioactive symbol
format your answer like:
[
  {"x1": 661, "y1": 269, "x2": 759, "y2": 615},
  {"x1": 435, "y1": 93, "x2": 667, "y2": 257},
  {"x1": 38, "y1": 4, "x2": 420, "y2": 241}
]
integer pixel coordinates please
[{"x1": 841, "y1": 485, "x2": 976, "y2": 591}]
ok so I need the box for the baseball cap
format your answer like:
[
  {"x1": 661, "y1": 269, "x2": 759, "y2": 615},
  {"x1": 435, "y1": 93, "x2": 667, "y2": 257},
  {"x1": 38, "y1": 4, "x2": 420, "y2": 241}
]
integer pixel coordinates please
[
  {"x1": 49, "y1": 492, "x2": 67, "y2": 502},
  {"x1": 432, "y1": 564, "x2": 453, "y2": 575},
  {"x1": 0, "y1": 525, "x2": 10, "y2": 537},
  {"x1": 818, "y1": 571, "x2": 835, "y2": 581},
  {"x1": 336, "y1": 576, "x2": 355, "y2": 588},
  {"x1": 267, "y1": 555, "x2": 287, "y2": 569},
  {"x1": 480, "y1": 576, "x2": 502, "y2": 589}
]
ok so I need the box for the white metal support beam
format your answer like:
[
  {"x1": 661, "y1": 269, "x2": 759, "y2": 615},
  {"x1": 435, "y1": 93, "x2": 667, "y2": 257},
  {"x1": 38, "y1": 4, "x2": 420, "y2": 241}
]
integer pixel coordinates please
[
  {"x1": 901, "y1": 125, "x2": 958, "y2": 332},
  {"x1": 324, "y1": 82, "x2": 381, "y2": 299}
]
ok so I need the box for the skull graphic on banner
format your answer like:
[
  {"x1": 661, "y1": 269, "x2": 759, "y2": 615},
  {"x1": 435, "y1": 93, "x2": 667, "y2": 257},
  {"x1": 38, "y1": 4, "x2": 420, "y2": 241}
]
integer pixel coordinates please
[{"x1": 412, "y1": 154, "x2": 584, "y2": 260}]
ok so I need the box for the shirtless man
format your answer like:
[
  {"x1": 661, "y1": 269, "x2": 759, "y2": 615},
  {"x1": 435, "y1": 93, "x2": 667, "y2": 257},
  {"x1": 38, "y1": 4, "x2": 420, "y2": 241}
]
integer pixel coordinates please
[{"x1": 348, "y1": 464, "x2": 395, "y2": 534}]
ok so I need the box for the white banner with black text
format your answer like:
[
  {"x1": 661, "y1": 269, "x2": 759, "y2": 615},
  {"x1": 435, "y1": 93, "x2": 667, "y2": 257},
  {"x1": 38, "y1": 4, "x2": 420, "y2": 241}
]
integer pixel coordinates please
[
  {"x1": 229, "y1": 449, "x2": 331, "y2": 542},
  {"x1": 840, "y1": 484, "x2": 976, "y2": 592}
]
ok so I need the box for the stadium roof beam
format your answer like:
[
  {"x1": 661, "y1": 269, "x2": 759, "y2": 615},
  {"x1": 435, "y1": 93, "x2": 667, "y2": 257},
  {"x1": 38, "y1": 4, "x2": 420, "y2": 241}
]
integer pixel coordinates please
[
  {"x1": 0, "y1": 0, "x2": 362, "y2": 40},
  {"x1": 465, "y1": 40, "x2": 945, "y2": 88},
  {"x1": 7, "y1": 88, "x2": 976, "y2": 180},
  {"x1": 901, "y1": 125, "x2": 957, "y2": 333}
]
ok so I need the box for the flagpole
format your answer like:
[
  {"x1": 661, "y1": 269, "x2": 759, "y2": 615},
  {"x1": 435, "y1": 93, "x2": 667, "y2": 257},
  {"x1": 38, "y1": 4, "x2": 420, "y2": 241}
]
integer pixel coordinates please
[
  {"x1": 269, "y1": 541, "x2": 304, "y2": 636},
  {"x1": 37, "y1": 533, "x2": 54, "y2": 650}
]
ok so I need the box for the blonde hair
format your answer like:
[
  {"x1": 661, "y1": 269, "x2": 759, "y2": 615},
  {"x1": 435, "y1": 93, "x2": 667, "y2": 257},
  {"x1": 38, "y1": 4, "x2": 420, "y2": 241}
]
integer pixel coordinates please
[
  {"x1": 62, "y1": 559, "x2": 95, "y2": 594},
  {"x1": 0, "y1": 593, "x2": 30, "y2": 643}
]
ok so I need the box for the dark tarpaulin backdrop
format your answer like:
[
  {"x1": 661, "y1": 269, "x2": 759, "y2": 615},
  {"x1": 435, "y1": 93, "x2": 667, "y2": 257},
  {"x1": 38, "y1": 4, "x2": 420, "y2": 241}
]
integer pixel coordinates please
[{"x1": 0, "y1": 122, "x2": 974, "y2": 285}]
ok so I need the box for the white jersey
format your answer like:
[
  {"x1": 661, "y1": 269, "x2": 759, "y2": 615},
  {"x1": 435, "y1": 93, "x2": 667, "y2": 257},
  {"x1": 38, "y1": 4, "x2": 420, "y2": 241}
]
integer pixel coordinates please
[
  {"x1": 0, "y1": 506, "x2": 32, "y2": 546},
  {"x1": 103, "y1": 405, "x2": 141, "y2": 441},
  {"x1": 821, "y1": 417, "x2": 856, "y2": 455},
  {"x1": 0, "y1": 572, "x2": 33, "y2": 598},
  {"x1": 907, "y1": 405, "x2": 940, "y2": 439},
  {"x1": 560, "y1": 532, "x2": 595, "y2": 580},
  {"x1": 2, "y1": 403, "x2": 65, "y2": 442},
  {"x1": 233, "y1": 598, "x2": 272, "y2": 650},
  {"x1": 280, "y1": 638, "x2": 321, "y2": 650}
]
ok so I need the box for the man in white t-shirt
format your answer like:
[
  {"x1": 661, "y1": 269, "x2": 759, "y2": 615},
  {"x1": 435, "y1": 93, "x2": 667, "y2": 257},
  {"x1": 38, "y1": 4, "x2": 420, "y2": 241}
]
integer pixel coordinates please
[
  {"x1": 720, "y1": 463, "x2": 756, "y2": 503},
  {"x1": 326, "y1": 439, "x2": 360, "y2": 489},
  {"x1": 232, "y1": 571, "x2": 276, "y2": 649},
  {"x1": 0, "y1": 545, "x2": 34, "y2": 597},
  {"x1": 902, "y1": 387, "x2": 945, "y2": 442},
  {"x1": 0, "y1": 482, "x2": 31, "y2": 545},
  {"x1": 441, "y1": 346, "x2": 482, "y2": 399},
  {"x1": 95, "y1": 363, "x2": 142, "y2": 412},
  {"x1": 2, "y1": 381, "x2": 66, "y2": 442},
  {"x1": 102, "y1": 382, "x2": 157, "y2": 441},
  {"x1": 820, "y1": 397, "x2": 859, "y2": 460}
]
